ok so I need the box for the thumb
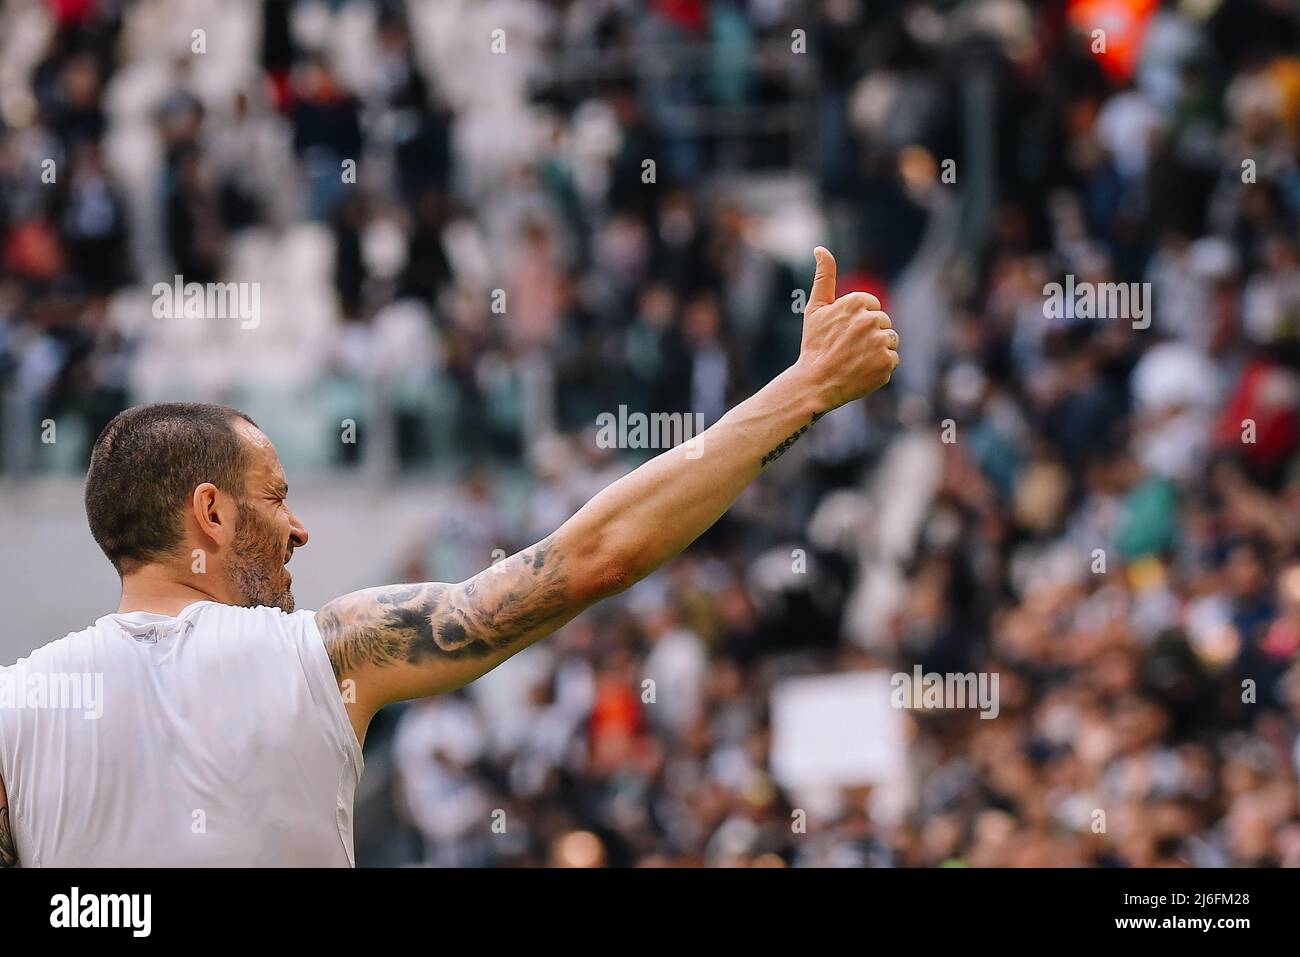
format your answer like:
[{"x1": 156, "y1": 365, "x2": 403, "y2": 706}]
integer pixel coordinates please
[{"x1": 807, "y1": 246, "x2": 837, "y2": 313}]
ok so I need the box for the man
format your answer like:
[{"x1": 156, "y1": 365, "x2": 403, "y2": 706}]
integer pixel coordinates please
[{"x1": 0, "y1": 248, "x2": 898, "y2": 866}]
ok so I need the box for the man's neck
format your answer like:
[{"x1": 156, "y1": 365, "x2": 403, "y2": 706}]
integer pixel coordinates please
[{"x1": 117, "y1": 568, "x2": 229, "y2": 616}]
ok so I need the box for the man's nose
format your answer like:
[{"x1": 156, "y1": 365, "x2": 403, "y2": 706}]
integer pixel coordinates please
[{"x1": 288, "y1": 510, "x2": 309, "y2": 549}]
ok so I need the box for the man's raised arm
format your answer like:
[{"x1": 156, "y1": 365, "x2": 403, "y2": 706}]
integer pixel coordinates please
[{"x1": 318, "y1": 248, "x2": 899, "y2": 741}]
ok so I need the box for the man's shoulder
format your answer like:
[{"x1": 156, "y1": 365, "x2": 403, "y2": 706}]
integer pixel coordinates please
[
  {"x1": 3, "y1": 604, "x2": 325, "y2": 672},
  {"x1": 191, "y1": 601, "x2": 317, "y2": 622},
  {"x1": 188, "y1": 602, "x2": 322, "y2": 646},
  {"x1": 2, "y1": 619, "x2": 105, "y2": 671}
]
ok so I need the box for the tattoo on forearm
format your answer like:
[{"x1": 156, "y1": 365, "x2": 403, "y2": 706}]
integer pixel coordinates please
[
  {"x1": 761, "y1": 411, "x2": 825, "y2": 467},
  {"x1": 0, "y1": 805, "x2": 17, "y2": 867},
  {"x1": 318, "y1": 536, "x2": 570, "y2": 679}
]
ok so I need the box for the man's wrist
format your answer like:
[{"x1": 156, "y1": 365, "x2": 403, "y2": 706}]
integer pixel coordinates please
[{"x1": 775, "y1": 363, "x2": 829, "y2": 422}]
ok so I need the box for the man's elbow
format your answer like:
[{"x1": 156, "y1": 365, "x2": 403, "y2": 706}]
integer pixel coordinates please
[{"x1": 572, "y1": 550, "x2": 635, "y2": 603}]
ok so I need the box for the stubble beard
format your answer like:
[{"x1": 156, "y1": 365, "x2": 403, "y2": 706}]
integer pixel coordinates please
[{"x1": 227, "y1": 502, "x2": 295, "y2": 613}]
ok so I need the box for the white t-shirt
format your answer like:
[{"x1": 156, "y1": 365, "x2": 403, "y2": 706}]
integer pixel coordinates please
[{"x1": 0, "y1": 601, "x2": 363, "y2": 867}]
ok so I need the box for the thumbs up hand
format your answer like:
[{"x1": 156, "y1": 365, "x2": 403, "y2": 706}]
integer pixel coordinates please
[{"x1": 796, "y1": 246, "x2": 898, "y2": 412}]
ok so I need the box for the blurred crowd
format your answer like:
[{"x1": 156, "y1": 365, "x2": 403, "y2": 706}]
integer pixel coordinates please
[{"x1": 4, "y1": 0, "x2": 1300, "y2": 867}]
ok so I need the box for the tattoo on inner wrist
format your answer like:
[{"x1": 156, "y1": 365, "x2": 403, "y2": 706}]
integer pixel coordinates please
[{"x1": 761, "y1": 411, "x2": 825, "y2": 467}]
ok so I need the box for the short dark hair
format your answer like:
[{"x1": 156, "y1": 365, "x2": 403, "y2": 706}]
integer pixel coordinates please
[{"x1": 85, "y1": 403, "x2": 258, "y2": 573}]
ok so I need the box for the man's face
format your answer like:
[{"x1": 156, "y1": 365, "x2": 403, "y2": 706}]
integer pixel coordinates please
[{"x1": 224, "y1": 423, "x2": 308, "y2": 612}]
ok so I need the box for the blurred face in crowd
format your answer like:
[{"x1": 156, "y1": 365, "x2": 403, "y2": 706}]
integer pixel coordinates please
[
  {"x1": 1226, "y1": 543, "x2": 1268, "y2": 600},
  {"x1": 1277, "y1": 565, "x2": 1300, "y2": 617},
  {"x1": 61, "y1": 53, "x2": 100, "y2": 108}
]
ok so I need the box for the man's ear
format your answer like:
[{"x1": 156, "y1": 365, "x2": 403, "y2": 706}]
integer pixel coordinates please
[{"x1": 191, "y1": 482, "x2": 236, "y2": 551}]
